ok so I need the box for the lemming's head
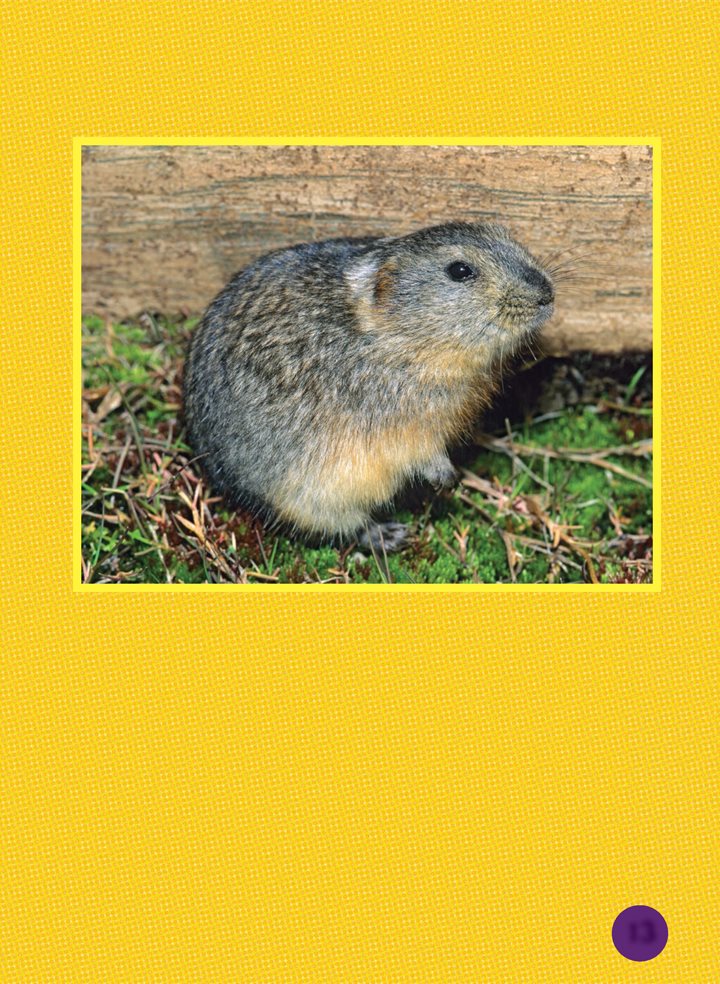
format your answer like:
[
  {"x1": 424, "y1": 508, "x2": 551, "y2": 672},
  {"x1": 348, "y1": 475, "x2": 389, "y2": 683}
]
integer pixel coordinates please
[{"x1": 346, "y1": 222, "x2": 555, "y2": 351}]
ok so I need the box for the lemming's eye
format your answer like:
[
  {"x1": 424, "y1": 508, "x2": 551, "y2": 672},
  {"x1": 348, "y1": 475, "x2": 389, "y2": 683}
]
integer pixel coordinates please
[{"x1": 446, "y1": 261, "x2": 476, "y2": 282}]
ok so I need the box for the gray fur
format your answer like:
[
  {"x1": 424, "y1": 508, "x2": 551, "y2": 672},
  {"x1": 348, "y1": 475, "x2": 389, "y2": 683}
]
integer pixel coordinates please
[{"x1": 183, "y1": 222, "x2": 554, "y2": 545}]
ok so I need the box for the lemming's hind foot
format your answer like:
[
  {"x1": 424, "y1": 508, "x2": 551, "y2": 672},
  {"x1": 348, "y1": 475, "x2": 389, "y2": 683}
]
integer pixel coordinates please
[{"x1": 357, "y1": 521, "x2": 409, "y2": 553}]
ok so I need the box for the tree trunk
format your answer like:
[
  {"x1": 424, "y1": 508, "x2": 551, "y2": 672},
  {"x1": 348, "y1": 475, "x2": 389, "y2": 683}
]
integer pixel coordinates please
[{"x1": 82, "y1": 144, "x2": 652, "y2": 355}]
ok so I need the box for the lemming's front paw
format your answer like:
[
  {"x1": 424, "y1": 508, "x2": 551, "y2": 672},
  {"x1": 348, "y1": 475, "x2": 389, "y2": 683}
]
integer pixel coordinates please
[
  {"x1": 357, "y1": 521, "x2": 409, "y2": 553},
  {"x1": 421, "y1": 456, "x2": 459, "y2": 490}
]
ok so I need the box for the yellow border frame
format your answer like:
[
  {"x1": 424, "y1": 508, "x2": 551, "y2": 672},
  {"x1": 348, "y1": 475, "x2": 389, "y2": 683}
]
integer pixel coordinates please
[{"x1": 74, "y1": 137, "x2": 659, "y2": 594}]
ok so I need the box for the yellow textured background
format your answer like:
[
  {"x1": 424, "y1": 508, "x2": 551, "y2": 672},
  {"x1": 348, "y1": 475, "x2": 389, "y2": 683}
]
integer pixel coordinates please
[{"x1": 2, "y1": 1, "x2": 719, "y2": 981}]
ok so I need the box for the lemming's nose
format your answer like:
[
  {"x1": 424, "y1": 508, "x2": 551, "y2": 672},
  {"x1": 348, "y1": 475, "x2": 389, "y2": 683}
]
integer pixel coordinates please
[{"x1": 521, "y1": 265, "x2": 554, "y2": 305}]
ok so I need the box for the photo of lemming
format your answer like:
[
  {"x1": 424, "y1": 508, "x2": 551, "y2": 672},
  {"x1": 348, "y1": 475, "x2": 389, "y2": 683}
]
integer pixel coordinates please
[{"x1": 80, "y1": 144, "x2": 653, "y2": 585}]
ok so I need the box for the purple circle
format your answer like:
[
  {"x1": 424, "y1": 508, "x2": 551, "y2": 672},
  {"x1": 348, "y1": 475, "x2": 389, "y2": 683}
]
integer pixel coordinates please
[{"x1": 612, "y1": 906, "x2": 668, "y2": 961}]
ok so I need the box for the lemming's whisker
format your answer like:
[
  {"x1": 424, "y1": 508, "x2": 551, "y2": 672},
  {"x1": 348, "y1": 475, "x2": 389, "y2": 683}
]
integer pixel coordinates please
[
  {"x1": 539, "y1": 247, "x2": 574, "y2": 269},
  {"x1": 548, "y1": 268, "x2": 603, "y2": 287},
  {"x1": 547, "y1": 268, "x2": 595, "y2": 288},
  {"x1": 547, "y1": 259, "x2": 592, "y2": 273},
  {"x1": 539, "y1": 245, "x2": 593, "y2": 271}
]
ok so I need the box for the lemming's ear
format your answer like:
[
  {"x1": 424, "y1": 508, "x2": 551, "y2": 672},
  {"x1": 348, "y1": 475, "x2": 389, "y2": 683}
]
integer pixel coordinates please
[
  {"x1": 345, "y1": 254, "x2": 382, "y2": 304},
  {"x1": 345, "y1": 255, "x2": 398, "y2": 306}
]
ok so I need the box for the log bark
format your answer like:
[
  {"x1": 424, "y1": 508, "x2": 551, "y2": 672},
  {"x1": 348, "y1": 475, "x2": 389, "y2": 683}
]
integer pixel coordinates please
[{"x1": 82, "y1": 145, "x2": 652, "y2": 355}]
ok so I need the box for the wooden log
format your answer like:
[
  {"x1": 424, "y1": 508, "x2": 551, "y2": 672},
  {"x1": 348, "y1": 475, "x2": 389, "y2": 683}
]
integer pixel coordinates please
[{"x1": 81, "y1": 145, "x2": 652, "y2": 355}]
